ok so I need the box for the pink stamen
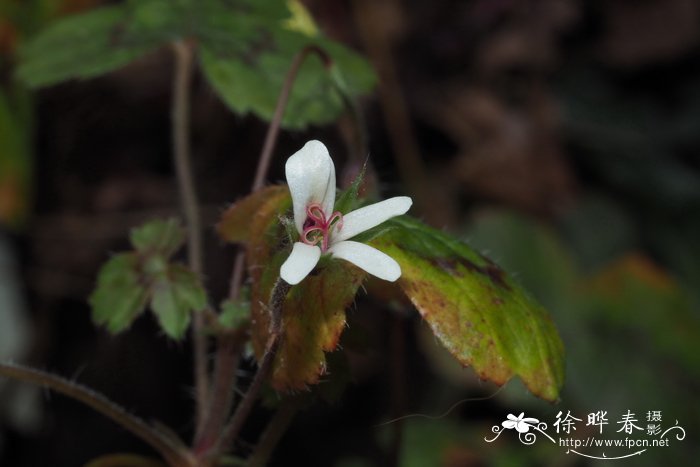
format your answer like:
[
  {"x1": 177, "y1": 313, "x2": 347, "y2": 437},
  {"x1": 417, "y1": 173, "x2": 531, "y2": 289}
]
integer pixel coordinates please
[{"x1": 300, "y1": 203, "x2": 344, "y2": 252}]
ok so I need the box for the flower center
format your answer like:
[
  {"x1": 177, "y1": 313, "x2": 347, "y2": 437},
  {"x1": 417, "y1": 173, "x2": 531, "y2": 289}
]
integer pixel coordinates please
[{"x1": 301, "y1": 203, "x2": 343, "y2": 252}]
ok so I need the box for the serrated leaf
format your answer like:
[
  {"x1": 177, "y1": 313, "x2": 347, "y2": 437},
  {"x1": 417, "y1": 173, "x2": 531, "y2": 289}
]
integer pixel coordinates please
[
  {"x1": 369, "y1": 216, "x2": 565, "y2": 401},
  {"x1": 129, "y1": 218, "x2": 184, "y2": 257},
  {"x1": 16, "y1": 6, "x2": 165, "y2": 88},
  {"x1": 150, "y1": 264, "x2": 206, "y2": 339},
  {"x1": 217, "y1": 185, "x2": 290, "y2": 244},
  {"x1": 254, "y1": 253, "x2": 365, "y2": 390},
  {"x1": 90, "y1": 253, "x2": 149, "y2": 334}
]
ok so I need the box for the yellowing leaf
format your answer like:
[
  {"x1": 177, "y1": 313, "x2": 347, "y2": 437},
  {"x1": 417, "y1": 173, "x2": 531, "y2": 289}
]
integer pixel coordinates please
[
  {"x1": 217, "y1": 185, "x2": 290, "y2": 244},
  {"x1": 254, "y1": 253, "x2": 365, "y2": 390},
  {"x1": 370, "y1": 216, "x2": 565, "y2": 401}
]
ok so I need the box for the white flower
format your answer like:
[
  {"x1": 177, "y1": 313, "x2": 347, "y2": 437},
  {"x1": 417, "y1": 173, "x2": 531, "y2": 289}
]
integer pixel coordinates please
[
  {"x1": 280, "y1": 140, "x2": 412, "y2": 285},
  {"x1": 502, "y1": 413, "x2": 539, "y2": 433}
]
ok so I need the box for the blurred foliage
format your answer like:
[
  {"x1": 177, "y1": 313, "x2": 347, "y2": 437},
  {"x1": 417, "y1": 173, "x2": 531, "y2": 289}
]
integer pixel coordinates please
[
  {"x1": 90, "y1": 219, "x2": 206, "y2": 339},
  {"x1": 0, "y1": 88, "x2": 30, "y2": 228},
  {"x1": 0, "y1": 0, "x2": 98, "y2": 229},
  {"x1": 16, "y1": 0, "x2": 376, "y2": 129}
]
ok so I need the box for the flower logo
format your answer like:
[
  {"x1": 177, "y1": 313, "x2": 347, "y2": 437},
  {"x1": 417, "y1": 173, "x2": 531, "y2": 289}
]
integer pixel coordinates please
[{"x1": 502, "y1": 413, "x2": 540, "y2": 433}]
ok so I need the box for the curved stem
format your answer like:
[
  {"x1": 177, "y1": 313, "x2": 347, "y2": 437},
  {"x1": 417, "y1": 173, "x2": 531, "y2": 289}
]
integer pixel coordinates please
[
  {"x1": 171, "y1": 39, "x2": 209, "y2": 431},
  {"x1": 211, "y1": 279, "x2": 291, "y2": 456},
  {"x1": 0, "y1": 362, "x2": 195, "y2": 467},
  {"x1": 251, "y1": 45, "x2": 332, "y2": 192}
]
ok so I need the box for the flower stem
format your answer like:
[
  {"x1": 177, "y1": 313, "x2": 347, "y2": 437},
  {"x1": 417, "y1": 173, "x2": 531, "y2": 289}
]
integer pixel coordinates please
[
  {"x1": 196, "y1": 45, "x2": 333, "y2": 453},
  {"x1": 211, "y1": 279, "x2": 291, "y2": 456},
  {"x1": 192, "y1": 328, "x2": 246, "y2": 454},
  {"x1": 0, "y1": 362, "x2": 195, "y2": 467},
  {"x1": 171, "y1": 39, "x2": 209, "y2": 432},
  {"x1": 251, "y1": 45, "x2": 332, "y2": 192}
]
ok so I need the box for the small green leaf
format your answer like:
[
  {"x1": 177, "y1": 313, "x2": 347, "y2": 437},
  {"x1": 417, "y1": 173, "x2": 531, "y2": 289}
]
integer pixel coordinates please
[
  {"x1": 129, "y1": 218, "x2": 184, "y2": 257},
  {"x1": 369, "y1": 216, "x2": 565, "y2": 401},
  {"x1": 219, "y1": 298, "x2": 250, "y2": 330},
  {"x1": 150, "y1": 264, "x2": 206, "y2": 339},
  {"x1": 334, "y1": 162, "x2": 366, "y2": 214},
  {"x1": 90, "y1": 254, "x2": 149, "y2": 334}
]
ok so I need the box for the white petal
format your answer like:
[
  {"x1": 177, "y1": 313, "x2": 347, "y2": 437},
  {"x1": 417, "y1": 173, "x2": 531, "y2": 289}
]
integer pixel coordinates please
[
  {"x1": 515, "y1": 422, "x2": 531, "y2": 433},
  {"x1": 328, "y1": 241, "x2": 401, "y2": 282},
  {"x1": 280, "y1": 242, "x2": 321, "y2": 285},
  {"x1": 333, "y1": 196, "x2": 412, "y2": 243},
  {"x1": 285, "y1": 140, "x2": 336, "y2": 233}
]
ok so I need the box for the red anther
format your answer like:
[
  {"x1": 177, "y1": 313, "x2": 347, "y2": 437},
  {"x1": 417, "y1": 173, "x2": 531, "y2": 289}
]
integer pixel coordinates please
[
  {"x1": 300, "y1": 203, "x2": 345, "y2": 252},
  {"x1": 328, "y1": 211, "x2": 343, "y2": 232},
  {"x1": 306, "y1": 203, "x2": 326, "y2": 224},
  {"x1": 302, "y1": 226, "x2": 323, "y2": 245}
]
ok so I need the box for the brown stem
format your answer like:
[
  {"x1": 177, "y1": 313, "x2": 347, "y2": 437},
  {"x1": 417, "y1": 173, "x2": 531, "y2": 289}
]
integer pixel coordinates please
[
  {"x1": 210, "y1": 279, "x2": 291, "y2": 456},
  {"x1": 0, "y1": 362, "x2": 195, "y2": 467},
  {"x1": 193, "y1": 330, "x2": 247, "y2": 454},
  {"x1": 171, "y1": 39, "x2": 209, "y2": 431},
  {"x1": 251, "y1": 45, "x2": 332, "y2": 192}
]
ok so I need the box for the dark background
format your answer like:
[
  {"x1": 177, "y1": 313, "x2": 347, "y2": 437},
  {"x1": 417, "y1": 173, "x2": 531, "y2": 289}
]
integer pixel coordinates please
[{"x1": 1, "y1": 0, "x2": 699, "y2": 466}]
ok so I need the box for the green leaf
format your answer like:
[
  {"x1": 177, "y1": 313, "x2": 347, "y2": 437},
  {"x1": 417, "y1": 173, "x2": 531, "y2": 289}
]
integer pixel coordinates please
[
  {"x1": 334, "y1": 162, "x2": 366, "y2": 214},
  {"x1": 129, "y1": 218, "x2": 184, "y2": 258},
  {"x1": 90, "y1": 254, "x2": 149, "y2": 334},
  {"x1": 219, "y1": 298, "x2": 250, "y2": 330},
  {"x1": 369, "y1": 216, "x2": 565, "y2": 401},
  {"x1": 150, "y1": 264, "x2": 207, "y2": 339},
  {"x1": 199, "y1": 22, "x2": 376, "y2": 130},
  {"x1": 16, "y1": 5, "x2": 166, "y2": 88}
]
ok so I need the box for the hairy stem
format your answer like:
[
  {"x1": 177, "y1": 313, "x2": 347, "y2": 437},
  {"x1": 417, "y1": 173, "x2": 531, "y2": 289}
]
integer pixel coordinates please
[
  {"x1": 193, "y1": 328, "x2": 246, "y2": 453},
  {"x1": 212, "y1": 279, "x2": 291, "y2": 456},
  {"x1": 171, "y1": 39, "x2": 209, "y2": 430},
  {"x1": 0, "y1": 362, "x2": 195, "y2": 467}
]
